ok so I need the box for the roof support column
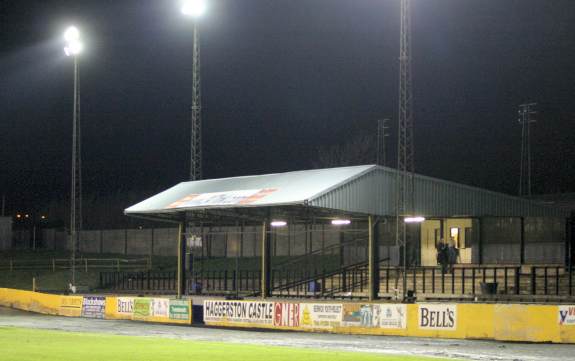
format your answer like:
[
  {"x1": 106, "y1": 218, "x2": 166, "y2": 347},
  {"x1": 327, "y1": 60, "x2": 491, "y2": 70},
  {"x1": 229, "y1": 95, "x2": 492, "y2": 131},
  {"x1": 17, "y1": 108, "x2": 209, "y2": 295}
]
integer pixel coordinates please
[
  {"x1": 177, "y1": 220, "x2": 187, "y2": 298},
  {"x1": 478, "y1": 218, "x2": 484, "y2": 265},
  {"x1": 520, "y1": 217, "x2": 525, "y2": 265},
  {"x1": 261, "y1": 220, "x2": 271, "y2": 298},
  {"x1": 566, "y1": 217, "x2": 572, "y2": 269},
  {"x1": 368, "y1": 215, "x2": 380, "y2": 301},
  {"x1": 339, "y1": 230, "x2": 345, "y2": 268}
]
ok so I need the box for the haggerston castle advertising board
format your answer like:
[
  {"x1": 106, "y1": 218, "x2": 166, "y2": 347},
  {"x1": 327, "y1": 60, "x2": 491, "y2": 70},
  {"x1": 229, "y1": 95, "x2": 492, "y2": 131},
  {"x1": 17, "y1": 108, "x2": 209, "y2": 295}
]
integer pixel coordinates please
[
  {"x1": 203, "y1": 300, "x2": 407, "y2": 331},
  {"x1": 203, "y1": 300, "x2": 274, "y2": 325}
]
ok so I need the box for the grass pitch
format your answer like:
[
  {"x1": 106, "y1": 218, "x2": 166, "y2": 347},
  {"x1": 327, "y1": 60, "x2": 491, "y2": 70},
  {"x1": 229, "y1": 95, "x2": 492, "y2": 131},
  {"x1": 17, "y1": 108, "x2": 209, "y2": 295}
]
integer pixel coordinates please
[{"x1": 0, "y1": 327, "x2": 452, "y2": 361}]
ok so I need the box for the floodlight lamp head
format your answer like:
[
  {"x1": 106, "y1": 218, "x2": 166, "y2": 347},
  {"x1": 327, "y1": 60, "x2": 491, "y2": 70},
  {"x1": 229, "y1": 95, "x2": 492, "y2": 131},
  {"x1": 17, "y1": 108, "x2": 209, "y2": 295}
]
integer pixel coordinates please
[
  {"x1": 64, "y1": 41, "x2": 83, "y2": 57},
  {"x1": 64, "y1": 26, "x2": 80, "y2": 42},
  {"x1": 181, "y1": 0, "x2": 206, "y2": 17},
  {"x1": 64, "y1": 26, "x2": 82, "y2": 56}
]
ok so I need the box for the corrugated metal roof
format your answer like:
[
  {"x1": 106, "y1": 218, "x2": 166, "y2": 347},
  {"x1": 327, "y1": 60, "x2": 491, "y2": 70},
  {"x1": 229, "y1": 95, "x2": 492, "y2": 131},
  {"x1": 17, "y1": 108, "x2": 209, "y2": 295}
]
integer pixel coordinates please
[
  {"x1": 125, "y1": 165, "x2": 374, "y2": 215},
  {"x1": 125, "y1": 165, "x2": 568, "y2": 218}
]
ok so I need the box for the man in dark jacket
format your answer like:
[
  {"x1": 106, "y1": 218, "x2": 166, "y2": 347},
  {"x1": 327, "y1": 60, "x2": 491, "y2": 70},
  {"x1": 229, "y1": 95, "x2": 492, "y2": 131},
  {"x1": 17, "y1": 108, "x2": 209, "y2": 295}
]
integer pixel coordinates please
[
  {"x1": 447, "y1": 242, "x2": 460, "y2": 273},
  {"x1": 436, "y1": 239, "x2": 448, "y2": 273}
]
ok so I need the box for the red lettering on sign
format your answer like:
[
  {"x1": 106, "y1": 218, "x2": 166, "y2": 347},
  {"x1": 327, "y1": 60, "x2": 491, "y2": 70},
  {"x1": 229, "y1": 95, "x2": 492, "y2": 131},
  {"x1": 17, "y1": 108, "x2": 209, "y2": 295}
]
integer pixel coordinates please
[{"x1": 274, "y1": 303, "x2": 300, "y2": 327}]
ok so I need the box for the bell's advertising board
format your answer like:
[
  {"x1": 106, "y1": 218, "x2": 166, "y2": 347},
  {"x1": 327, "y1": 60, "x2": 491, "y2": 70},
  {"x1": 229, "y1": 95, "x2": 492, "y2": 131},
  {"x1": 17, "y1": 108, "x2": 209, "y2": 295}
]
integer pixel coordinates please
[
  {"x1": 107, "y1": 296, "x2": 191, "y2": 324},
  {"x1": 417, "y1": 304, "x2": 457, "y2": 330},
  {"x1": 117, "y1": 297, "x2": 134, "y2": 315}
]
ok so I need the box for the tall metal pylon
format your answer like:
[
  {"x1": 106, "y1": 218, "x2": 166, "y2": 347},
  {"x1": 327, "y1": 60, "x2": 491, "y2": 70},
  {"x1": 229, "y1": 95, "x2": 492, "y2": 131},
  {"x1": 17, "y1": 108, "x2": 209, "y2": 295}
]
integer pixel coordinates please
[
  {"x1": 395, "y1": 0, "x2": 415, "y2": 298},
  {"x1": 190, "y1": 21, "x2": 202, "y2": 181},
  {"x1": 518, "y1": 103, "x2": 537, "y2": 196},
  {"x1": 70, "y1": 56, "x2": 82, "y2": 286},
  {"x1": 184, "y1": 20, "x2": 203, "y2": 296},
  {"x1": 395, "y1": 0, "x2": 415, "y2": 240}
]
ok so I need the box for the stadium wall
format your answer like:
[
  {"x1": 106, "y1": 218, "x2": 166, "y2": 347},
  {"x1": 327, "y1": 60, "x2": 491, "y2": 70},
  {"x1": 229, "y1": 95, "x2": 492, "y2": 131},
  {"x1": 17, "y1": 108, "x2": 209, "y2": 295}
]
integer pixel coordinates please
[
  {"x1": 0, "y1": 288, "x2": 191, "y2": 325},
  {"x1": 202, "y1": 299, "x2": 575, "y2": 344}
]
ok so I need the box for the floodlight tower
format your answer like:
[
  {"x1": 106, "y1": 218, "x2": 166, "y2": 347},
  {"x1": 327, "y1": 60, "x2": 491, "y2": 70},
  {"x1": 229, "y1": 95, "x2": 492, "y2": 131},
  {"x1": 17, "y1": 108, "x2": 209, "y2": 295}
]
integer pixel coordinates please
[
  {"x1": 64, "y1": 26, "x2": 84, "y2": 289},
  {"x1": 182, "y1": 0, "x2": 206, "y2": 181},
  {"x1": 395, "y1": 0, "x2": 415, "y2": 300},
  {"x1": 180, "y1": 0, "x2": 206, "y2": 297}
]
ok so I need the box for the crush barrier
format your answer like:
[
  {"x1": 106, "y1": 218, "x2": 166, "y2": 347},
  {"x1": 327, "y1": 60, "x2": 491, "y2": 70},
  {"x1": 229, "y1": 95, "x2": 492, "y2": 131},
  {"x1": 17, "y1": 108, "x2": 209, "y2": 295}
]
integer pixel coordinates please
[
  {"x1": 0, "y1": 288, "x2": 192, "y2": 325},
  {"x1": 203, "y1": 299, "x2": 575, "y2": 344}
]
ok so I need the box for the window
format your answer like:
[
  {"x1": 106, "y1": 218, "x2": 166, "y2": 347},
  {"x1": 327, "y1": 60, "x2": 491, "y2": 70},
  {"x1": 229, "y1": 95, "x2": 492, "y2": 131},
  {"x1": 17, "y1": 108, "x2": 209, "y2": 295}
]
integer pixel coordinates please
[
  {"x1": 464, "y1": 227, "x2": 472, "y2": 249},
  {"x1": 450, "y1": 227, "x2": 460, "y2": 248}
]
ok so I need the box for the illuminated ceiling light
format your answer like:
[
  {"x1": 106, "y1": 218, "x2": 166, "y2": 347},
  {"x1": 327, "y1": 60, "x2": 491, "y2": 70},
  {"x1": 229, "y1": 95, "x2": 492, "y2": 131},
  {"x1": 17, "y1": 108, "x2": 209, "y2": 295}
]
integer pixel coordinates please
[
  {"x1": 331, "y1": 219, "x2": 351, "y2": 226},
  {"x1": 404, "y1": 216, "x2": 426, "y2": 223},
  {"x1": 16, "y1": 214, "x2": 21, "y2": 219},
  {"x1": 181, "y1": 0, "x2": 206, "y2": 17},
  {"x1": 41, "y1": 215, "x2": 46, "y2": 220},
  {"x1": 270, "y1": 220, "x2": 287, "y2": 227}
]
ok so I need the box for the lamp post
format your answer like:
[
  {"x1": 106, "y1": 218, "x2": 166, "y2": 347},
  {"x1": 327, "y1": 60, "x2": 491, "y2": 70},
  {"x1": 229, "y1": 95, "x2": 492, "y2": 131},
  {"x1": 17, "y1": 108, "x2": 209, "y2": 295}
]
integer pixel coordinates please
[
  {"x1": 64, "y1": 26, "x2": 83, "y2": 290},
  {"x1": 181, "y1": 0, "x2": 205, "y2": 181}
]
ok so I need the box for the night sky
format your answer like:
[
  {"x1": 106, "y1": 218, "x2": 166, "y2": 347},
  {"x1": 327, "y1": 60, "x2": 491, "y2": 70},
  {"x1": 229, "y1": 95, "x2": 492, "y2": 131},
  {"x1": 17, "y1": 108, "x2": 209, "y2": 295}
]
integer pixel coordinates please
[{"x1": 1, "y1": 0, "x2": 574, "y2": 219}]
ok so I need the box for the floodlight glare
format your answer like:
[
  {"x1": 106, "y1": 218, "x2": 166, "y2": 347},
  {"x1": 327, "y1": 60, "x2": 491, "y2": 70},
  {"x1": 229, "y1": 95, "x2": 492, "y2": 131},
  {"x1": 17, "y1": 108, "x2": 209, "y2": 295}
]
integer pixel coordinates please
[
  {"x1": 181, "y1": 0, "x2": 206, "y2": 17},
  {"x1": 331, "y1": 219, "x2": 351, "y2": 226},
  {"x1": 64, "y1": 41, "x2": 83, "y2": 57},
  {"x1": 404, "y1": 216, "x2": 426, "y2": 223},
  {"x1": 64, "y1": 26, "x2": 80, "y2": 42},
  {"x1": 270, "y1": 220, "x2": 287, "y2": 228},
  {"x1": 64, "y1": 26, "x2": 83, "y2": 56}
]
